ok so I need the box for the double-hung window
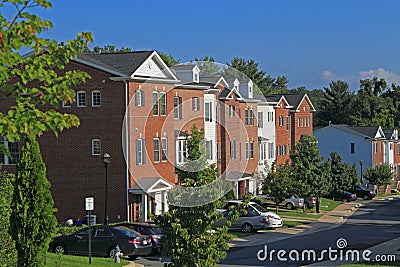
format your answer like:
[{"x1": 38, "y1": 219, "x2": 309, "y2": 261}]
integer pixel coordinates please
[
  {"x1": 192, "y1": 97, "x2": 200, "y2": 111},
  {"x1": 153, "y1": 92, "x2": 159, "y2": 115},
  {"x1": 0, "y1": 138, "x2": 19, "y2": 165},
  {"x1": 161, "y1": 138, "x2": 167, "y2": 161},
  {"x1": 92, "y1": 139, "x2": 101, "y2": 155},
  {"x1": 246, "y1": 142, "x2": 254, "y2": 159},
  {"x1": 136, "y1": 139, "x2": 146, "y2": 165},
  {"x1": 205, "y1": 102, "x2": 212, "y2": 122},
  {"x1": 92, "y1": 91, "x2": 101, "y2": 107},
  {"x1": 230, "y1": 140, "x2": 236, "y2": 159},
  {"x1": 245, "y1": 109, "x2": 254, "y2": 126},
  {"x1": 153, "y1": 138, "x2": 160, "y2": 162},
  {"x1": 176, "y1": 139, "x2": 187, "y2": 164},
  {"x1": 174, "y1": 96, "x2": 182, "y2": 119},
  {"x1": 229, "y1": 105, "x2": 235, "y2": 117},
  {"x1": 258, "y1": 112, "x2": 263, "y2": 128},
  {"x1": 135, "y1": 90, "x2": 145, "y2": 107},
  {"x1": 206, "y1": 140, "x2": 213, "y2": 160},
  {"x1": 77, "y1": 91, "x2": 86, "y2": 107}
]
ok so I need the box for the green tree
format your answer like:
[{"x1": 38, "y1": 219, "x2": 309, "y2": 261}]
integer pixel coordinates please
[
  {"x1": 90, "y1": 45, "x2": 132, "y2": 53},
  {"x1": 193, "y1": 56, "x2": 220, "y2": 76},
  {"x1": 364, "y1": 163, "x2": 393, "y2": 187},
  {"x1": 159, "y1": 52, "x2": 180, "y2": 67},
  {"x1": 290, "y1": 135, "x2": 330, "y2": 199},
  {"x1": 350, "y1": 77, "x2": 394, "y2": 128},
  {"x1": 261, "y1": 162, "x2": 293, "y2": 213},
  {"x1": 318, "y1": 80, "x2": 354, "y2": 125},
  {"x1": 155, "y1": 126, "x2": 232, "y2": 267},
  {"x1": 0, "y1": 171, "x2": 17, "y2": 266},
  {"x1": 1, "y1": 1, "x2": 92, "y2": 266},
  {"x1": 10, "y1": 135, "x2": 57, "y2": 267},
  {"x1": 328, "y1": 152, "x2": 359, "y2": 193},
  {"x1": 0, "y1": 0, "x2": 92, "y2": 142}
]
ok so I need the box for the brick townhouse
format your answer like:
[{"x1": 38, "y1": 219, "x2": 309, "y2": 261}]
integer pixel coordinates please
[{"x1": 1, "y1": 50, "x2": 316, "y2": 223}]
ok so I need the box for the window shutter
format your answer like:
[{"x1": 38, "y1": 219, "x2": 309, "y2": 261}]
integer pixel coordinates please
[
  {"x1": 179, "y1": 97, "x2": 182, "y2": 119},
  {"x1": 142, "y1": 139, "x2": 146, "y2": 164},
  {"x1": 135, "y1": 91, "x2": 139, "y2": 106},
  {"x1": 135, "y1": 139, "x2": 139, "y2": 165},
  {"x1": 141, "y1": 90, "x2": 145, "y2": 106}
]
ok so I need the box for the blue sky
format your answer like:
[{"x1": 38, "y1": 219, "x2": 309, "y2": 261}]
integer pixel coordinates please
[{"x1": 5, "y1": 0, "x2": 400, "y2": 90}]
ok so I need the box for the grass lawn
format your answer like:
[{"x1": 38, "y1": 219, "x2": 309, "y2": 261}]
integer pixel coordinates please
[
  {"x1": 45, "y1": 253, "x2": 130, "y2": 267},
  {"x1": 319, "y1": 197, "x2": 341, "y2": 211},
  {"x1": 277, "y1": 209, "x2": 322, "y2": 219}
]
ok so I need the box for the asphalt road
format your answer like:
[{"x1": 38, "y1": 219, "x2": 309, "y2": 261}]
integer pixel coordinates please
[{"x1": 219, "y1": 198, "x2": 400, "y2": 267}]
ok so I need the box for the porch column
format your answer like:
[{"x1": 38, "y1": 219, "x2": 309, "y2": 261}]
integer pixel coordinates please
[{"x1": 142, "y1": 193, "x2": 148, "y2": 222}]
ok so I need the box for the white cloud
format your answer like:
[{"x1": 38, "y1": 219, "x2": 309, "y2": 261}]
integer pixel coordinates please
[
  {"x1": 322, "y1": 70, "x2": 336, "y2": 81},
  {"x1": 359, "y1": 68, "x2": 400, "y2": 85}
]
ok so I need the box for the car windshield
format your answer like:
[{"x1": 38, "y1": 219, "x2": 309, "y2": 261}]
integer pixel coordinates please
[
  {"x1": 114, "y1": 227, "x2": 140, "y2": 237},
  {"x1": 250, "y1": 203, "x2": 268, "y2": 213},
  {"x1": 358, "y1": 186, "x2": 367, "y2": 190}
]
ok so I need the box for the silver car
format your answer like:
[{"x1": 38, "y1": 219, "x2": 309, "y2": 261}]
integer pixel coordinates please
[
  {"x1": 215, "y1": 200, "x2": 283, "y2": 232},
  {"x1": 214, "y1": 208, "x2": 268, "y2": 233},
  {"x1": 262, "y1": 195, "x2": 304, "y2": 210}
]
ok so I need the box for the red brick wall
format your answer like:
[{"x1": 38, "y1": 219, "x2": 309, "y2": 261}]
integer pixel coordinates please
[
  {"x1": 275, "y1": 100, "x2": 291, "y2": 167},
  {"x1": 290, "y1": 98, "x2": 313, "y2": 148},
  {"x1": 372, "y1": 140, "x2": 385, "y2": 167},
  {"x1": 38, "y1": 60, "x2": 128, "y2": 223}
]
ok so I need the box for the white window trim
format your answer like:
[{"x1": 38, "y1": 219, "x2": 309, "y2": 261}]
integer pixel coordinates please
[
  {"x1": 92, "y1": 90, "x2": 101, "y2": 107},
  {"x1": 161, "y1": 137, "x2": 167, "y2": 162},
  {"x1": 91, "y1": 139, "x2": 101, "y2": 156},
  {"x1": 153, "y1": 138, "x2": 160, "y2": 163},
  {"x1": 77, "y1": 91, "x2": 86, "y2": 107}
]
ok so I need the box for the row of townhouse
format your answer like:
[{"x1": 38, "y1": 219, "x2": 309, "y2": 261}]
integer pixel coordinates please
[
  {"x1": 314, "y1": 124, "x2": 400, "y2": 192},
  {"x1": 1, "y1": 50, "x2": 315, "y2": 223}
]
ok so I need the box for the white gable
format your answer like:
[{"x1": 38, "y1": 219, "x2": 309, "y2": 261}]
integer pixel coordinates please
[{"x1": 133, "y1": 56, "x2": 170, "y2": 79}]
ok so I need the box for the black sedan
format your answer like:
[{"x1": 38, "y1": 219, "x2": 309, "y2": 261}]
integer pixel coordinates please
[
  {"x1": 327, "y1": 191, "x2": 357, "y2": 202},
  {"x1": 114, "y1": 222, "x2": 163, "y2": 253},
  {"x1": 349, "y1": 185, "x2": 376, "y2": 200},
  {"x1": 49, "y1": 225, "x2": 152, "y2": 260}
]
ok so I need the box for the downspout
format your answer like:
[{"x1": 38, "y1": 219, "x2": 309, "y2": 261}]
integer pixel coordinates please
[{"x1": 124, "y1": 79, "x2": 130, "y2": 221}]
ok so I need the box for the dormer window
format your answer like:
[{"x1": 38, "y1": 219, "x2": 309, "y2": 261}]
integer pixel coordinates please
[
  {"x1": 249, "y1": 86, "x2": 252, "y2": 93},
  {"x1": 194, "y1": 73, "x2": 199, "y2": 83}
]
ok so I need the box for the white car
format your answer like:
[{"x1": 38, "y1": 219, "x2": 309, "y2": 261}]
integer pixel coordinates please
[{"x1": 219, "y1": 200, "x2": 283, "y2": 229}]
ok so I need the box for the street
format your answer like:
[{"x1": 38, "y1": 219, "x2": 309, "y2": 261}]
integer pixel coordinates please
[
  {"x1": 220, "y1": 198, "x2": 400, "y2": 266},
  {"x1": 134, "y1": 198, "x2": 400, "y2": 266}
]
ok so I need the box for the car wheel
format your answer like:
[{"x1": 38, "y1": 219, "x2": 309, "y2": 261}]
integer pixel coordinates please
[
  {"x1": 241, "y1": 223, "x2": 253, "y2": 233},
  {"x1": 53, "y1": 243, "x2": 67, "y2": 255},
  {"x1": 285, "y1": 203, "x2": 295, "y2": 210},
  {"x1": 108, "y1": 246, "x2": 118, "y2": 258},
  {"x1": 342, "y1": 198, "x2": 348, "y2": 202},
  {"x1": 362, "y1": 195, "x2": 369, "y2": 200}
]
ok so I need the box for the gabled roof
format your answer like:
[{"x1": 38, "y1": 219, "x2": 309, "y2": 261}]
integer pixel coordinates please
[
  {"x1": 76, "y1": 50, "x2": 179, "y2": 81},
  {"x1": 129, "y1": 177, "x2": 173, "y2": 193},
  {"x1": 219, "y1": 87, "x2": 243, "y2": 100},
  {"x1": 263, "y1": 93, "x2": 316, "y2": 111},
  {"x1": 170, "y1": 64, "x2": 198, "y2": 71},
  {"x1": 314, "y1": 124, "x2": 386, "y2": 140},
  {"x1": 77, "y1": 51, "x2": 154, "y2": 76},
  {"x1": 200, "y1": 75, "x2": 229, "y2": 89}
]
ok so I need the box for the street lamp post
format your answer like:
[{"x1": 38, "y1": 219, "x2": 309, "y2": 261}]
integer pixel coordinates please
[
  {"x1": 359, "y1": 160, "x2": 363, "y2": 185},
  {"x1": 103, "y1": 153, "x2": 111, "y2": 225}
]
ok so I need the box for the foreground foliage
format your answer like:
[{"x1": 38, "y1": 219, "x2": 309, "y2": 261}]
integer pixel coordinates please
[
  {"x1": 10, "y1": 135, "x2": 57, "y2": 267},
  {"x1": 156, "y1": 126, "x2": 233, "y2": 267},
  {"x1": 0, "y1": 171, "x2": 17, "y2": 266}
]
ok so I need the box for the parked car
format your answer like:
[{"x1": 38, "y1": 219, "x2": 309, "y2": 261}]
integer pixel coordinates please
[
  {"x1": 114, "y1": 222, "x2": 163, "y2": 253},
  {"x1": 49, "y1": 225, "x2": 152, "y2": 260},
  {"x1": 349, "y1": 185, "x2": 376, "y2": 200},
  {"x1": 220, "y1": 200, "x2": 283, "y2": 229},
  {"x1": 327, "y1": 191, "x2": 357, "y2": 202},
  {"x1": 214, "y1": 208, "x2": 269, "y2": 233},
  {"x1": 304, "y1": 196, "x2": 317, "y2": 209},
  {"x1": 261, "y1": 194, "x2": 304, "y2": 210}
]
